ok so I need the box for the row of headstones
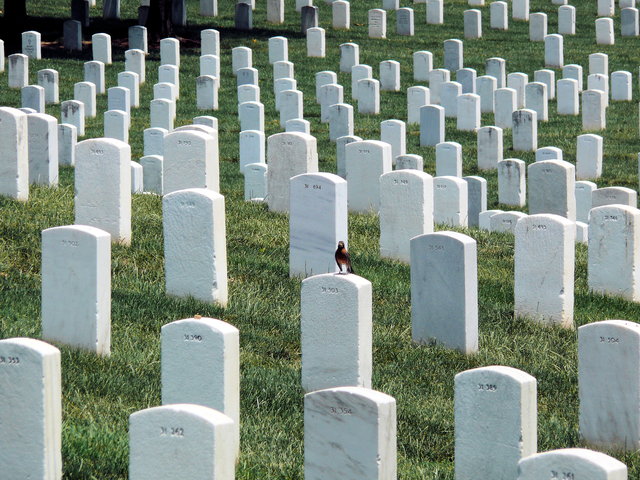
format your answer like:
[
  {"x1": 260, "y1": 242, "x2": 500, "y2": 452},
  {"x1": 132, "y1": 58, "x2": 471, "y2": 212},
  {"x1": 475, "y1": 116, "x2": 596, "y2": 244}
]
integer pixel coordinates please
[{"x1": 4, "y1": 317, "x2": 637, "y2": 478}]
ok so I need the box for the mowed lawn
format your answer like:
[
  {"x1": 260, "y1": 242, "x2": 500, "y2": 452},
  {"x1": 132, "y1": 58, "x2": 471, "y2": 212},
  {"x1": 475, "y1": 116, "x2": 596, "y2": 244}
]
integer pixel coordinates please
[{"x1": 1, "y1": 0, "x2": 640, "y2": 478}]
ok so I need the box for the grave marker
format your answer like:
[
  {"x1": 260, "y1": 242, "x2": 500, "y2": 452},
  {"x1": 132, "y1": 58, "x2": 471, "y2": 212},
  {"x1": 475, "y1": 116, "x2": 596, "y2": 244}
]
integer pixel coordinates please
[
  {"x1": 163, "y1": 188, "x2": 227, "y2": 306},
  {"x1": 411, "y1": 231, "x2": 477, "y2": 352},
  {"x1": 42, "y1": 225, "x2": 111, "y2": 355}
]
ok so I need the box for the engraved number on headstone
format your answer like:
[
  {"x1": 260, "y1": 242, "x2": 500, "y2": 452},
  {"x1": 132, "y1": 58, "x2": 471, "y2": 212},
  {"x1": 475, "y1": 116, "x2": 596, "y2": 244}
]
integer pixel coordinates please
[
  {"x1": 160, "y1": 426, "x2": 185, "y2": 437},
  {"x1": 91, "y1": 149, "x2": 105, "y2": 155},
  {"x1": 304, "y1": 184, "x2": 322, "y2": 190},
  {"x1": 183, "y1": 334, "x2": 203, "y2": 342},
  {"x1": 358, "y1": 149, "x2": 370, "y2": 154},
  {"x1": 427, "y1": 245, "x2": 444, "y2": 251},
  {"x1": 177, "y1": 140, "x2": 191, "y2": 146},
  {"x1": 542, "y1": 169, "x2": 553, "y2": 174},
  {"x1": 330, "y1": 407, "x2": 352, "y2": 415},
  {"x1": 321, "y1": 287, "x2": 339, "y2": 294},
  {"x1": 0, "y1": 356, "x2": 19, "y2": 364},
  {"x1": 436, "y1": 184, "x2": 447, "y2": 189},
  {"x1": 180, "y1": 201, "x2": 195, "y2": 208},
  {"x1": 550, "y1": 471, "x2": 575, "y2": 480},
  {"x1": 532, "y1": 225, "x2": 547, "y2": 230},
  {"x1": 61, "y1": 240, "x2": 79, "y2": 247},
  {"x1": 599, "y1": 336, "x2": 619, "y2": 344},
  {"x1": 477, "y1": 383, "x2": 497, "y2": 391},
  {"x1": 604, "y1": 215, "x2": 618, "y2": 221},
  {"x1": 393, "y1": 179, "x2": 408, "y2": 185}
]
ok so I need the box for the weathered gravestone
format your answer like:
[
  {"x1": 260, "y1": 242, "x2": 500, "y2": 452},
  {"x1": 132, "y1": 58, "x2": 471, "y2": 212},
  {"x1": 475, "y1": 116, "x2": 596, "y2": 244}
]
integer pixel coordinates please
[
  {"x1": 61, "y1": 100, "x2": 85, "y2": 136},
  {"x1": 38, "y1": 69, "x2": 59, "y2": 104},
  {"x1": 290, "y1": 173, "x2": 347, "y2": 277},
  {"x1": 304, "y1": 387, "x2": 396, "y2": 479},
  {"x1": 301, "y1": 274, "x2": 372, "y2": 392},
  {"x1": 41, "y1": 225, "x2": 111, "y2": 356},
  {"x1": 75, "y1": 138, "x2": 131, "y2": 243},
  {"x1": 161, "y1": 317, "x2": 239, "y2": 458},
  {"x1": 455, "y1": 366, "x2": 537, "y2": 479},
  {"x1": 579, "y1": 320, "x2": 640, "y2": 451},
  {"x1": 267, "y1": 132, "x2": 318, "y2": 212},
  {"x1": 58, "y1": 123, "x2": 77, "y2": 167},
  {"x1": 380, "y1": 170, "x2": 434, "y2": 263},
  {"x1": 411, "y1": 231, "x2": 477, "y2": 353},
  {"x1": 588, "y1": 205, "x2": 640, "y2": 301},
  {"x1": 498, "y1": 158, "x2": 526, "y2": 206},
  {"x1": 528, "y1": 160, "x2": 576, "y2": 220},
  {"x1": 129, "y1": 404, "x2": 234, "y2": 480},
  {"x1": 464, "y1": 176, "x2": 487, "y2": 227},
  {"x1": 514, "y1": 214, "x2": 575, "y2": 327},
  {"x1": 28, "y1": 113, "x2": 58, "y2": 185}
]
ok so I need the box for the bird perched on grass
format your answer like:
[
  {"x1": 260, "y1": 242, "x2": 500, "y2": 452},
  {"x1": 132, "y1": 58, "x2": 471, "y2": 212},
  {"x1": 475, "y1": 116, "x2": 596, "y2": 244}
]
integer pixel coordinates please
[{"x1": 335, "y1": 241, "x2": 354, "y2": 274}]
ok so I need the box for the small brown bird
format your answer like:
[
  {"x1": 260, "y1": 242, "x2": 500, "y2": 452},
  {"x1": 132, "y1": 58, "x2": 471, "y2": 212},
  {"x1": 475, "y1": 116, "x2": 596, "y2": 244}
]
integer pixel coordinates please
[{"x1": 335, "y1": 241, "x2": 354, "y2": 274}]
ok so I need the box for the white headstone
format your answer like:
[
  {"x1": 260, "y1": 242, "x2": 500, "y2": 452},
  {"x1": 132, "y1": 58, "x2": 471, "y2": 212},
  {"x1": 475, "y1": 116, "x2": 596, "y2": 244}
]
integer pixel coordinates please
[
  {"x1": 129, "y1": 404, "x2": 234, "y2": 480},
  {"x1": 201, "y1": 29, "x2": 220, "y2": 56},
  {"x1": 413, "y1": 51, "x2": 432, "y2": 81},
  {"x1": 118, "y1": 72, "x2": 140, "y2": 108},
  {"x1": 358, "y1": 78, "x2": 380, "y2": 115},
  {"x1": 380, "y1": 119, "x2": 406, "y2": 163},
  {"x1": 491, "y1": 1, "x2": 508, "y2": 30},
  {"x1": 231, "y1": 46, "x2": 251, "y2": 75},
  {"x1": 457, "y1": 93, "x2": 481, "y2": 131},
  {"x1": 0, "y1": 338, "x2": 62, "y2": 480},
  {"x1": 75, "y1": 138, "x2": 131, "y2": 243},
  {"x1": 304, "y1": 387, "x2": 396, "y2": 479},
  {"x1": 339, "y1": 43, "x2": 359, "y2": 73},
  {"x1": 290, "y1": 173, "x2": 347, "y2": 277},
  {"x1": 42, "y1": 225, "x2": 111, "y2": 355},
  {"x1": 333, "y1": 1, "x2": 350, "y2": 29},
  {"x1": 239, "y1": 101, "x2": 264, "y2": 133},
  {"x1": 576, "y1": 134, "x2": 603, "y2": 180},
  {"x1": 486, "y1": 57, "x2": 506, "y2": 89},
  {"x1": 125, "y1": 49, "x2": 145, "y2": 84},
  {"x1": 163, "y1": 188, "x2": 227, "y2": 306},
  {"x1": 380, "y1": 170, "x2": 434, "y2": 262},
  {"x1": 528, "y1": 160, "x2": 576, "y2": 221},
  {"x1": 380, "y1": 60, "x2": 400, "y2": 92},
  {"x1": 596, "y1": 18, "x2": 615, "y2": 45},
  {"x1": 28, "y1": 113, "x2": 58, "y2": 185},
  {"x1": 22, "y1": 85, "x2": 45, "y2": 113},
  {"x1": 344, "y1": 140, "x2": 392, "y2": 213},
  {"x1": 592, "y1": 187, "x2": 637, "y2": 209},
  {"x1": 280, "y1": 89, "x2": 304, "y2": 128},
  {"x1": 92, "y1": 33, "x2": 112, "y2": 65},
  {"x1": 329, "y1": 104, "x2": 353, "y2": 141},
  {"x1": 476, "y1": 75, "x2": 496, "y2": 113},
  {"x1": 351, "y1": 64, "x2": 372, "y2": 101},
  {"x1": 420, "y1": 105, "x2": 445, "y2": 147},
  {"x1": 582, "y1": 90, "x2": 607, "y2": 131},
  {"x1": 579, "y1": 320, "x2": 640, "y2": 451},
  {"x1": 301, "y1": 274, "x2": 372, "y2": 392},
  {"x1": 407, "y1": 86, "x2": 430, "y2": 124},
  {"x1": 61, "y1": 100, "x2": 85, "y2": 136},
  {"x1": 507, "y1": 72, "x2": 528, "y2": 109},
  {"x1": 530, "y1": 12, "x2": 547, "y2": 41},
  {"x1": 368, "y1": 9, "x2": 387, "y2": 38},
  {"x1": 558, "y1": 5, "x2": 576, "y2": 35},
  {"x1": 140, "y1": 155, "x2": 163, "y2": 194},
  {"x1": 307, "y1": 27, "x2": 326, "y2": 57},
  {"x1": 557, "y1": 79, "x2": 579, "y2": 115},
  {"x1": 22, "y1": 31, "x2": 41, "y2": 59},
  {"x1": 477, "y1": 126, "x2": 503, "y2": 170},
  {"x1": 244, "y1": 163, "x2": 268, "y2": 201},
  {"x1": 514, "y1": 214, "x2": 575, "y2": 327},
  {"x1": 161, "y1": 317, "x2": 239, "y2": 457},
  {"x1": 518, "y1": 448, "x2": 627, "y2": 480},
  {"x1": 58, "y1": 123, "x2": 77, "y2": 167},
  {"x1": 444, "y1": 39, "x2": 463, "y2": 72},
  {"x1": 436, "y1": 141, "x2": 462, "y2": 177},
  {"x1": 575, "y1": 181, "x2": 597, "y2": 224},
  {"x1": 455, "y1": 366, "x2": 536, "y2": 479},
  {"x1": 411, "y1": 231, "x2": 477, "y2": 352},
  {"x1": 163, "y1": 130, "x2": 218, "y2": 195},
  {"x1": 37, "y1": 69, "x2": 59, "y2": 104},
  {"x1": 495, "y1": 88, "x2": 517, "y2": 129},
  {"x1": 433, "y1": 176, "x2": 468, "y2": 227},
  {"x1": 498, "y1": 158, "x2": 526, "y2": 206},
  {"x1": 464, "y1": 9, "x2": 482, "y2": 39},
  {"x1": 267, "y1": 132, "x2": 318, "y2": 212},
  {"x1": 8, "y1": 54, "x2": 28, "y2": 89}
]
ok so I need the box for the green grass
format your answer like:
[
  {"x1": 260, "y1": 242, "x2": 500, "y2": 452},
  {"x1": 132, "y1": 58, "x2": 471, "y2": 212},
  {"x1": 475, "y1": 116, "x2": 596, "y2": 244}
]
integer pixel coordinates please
[{"x1": 2, "y1": 0, "x2": 640, "y2": 478}]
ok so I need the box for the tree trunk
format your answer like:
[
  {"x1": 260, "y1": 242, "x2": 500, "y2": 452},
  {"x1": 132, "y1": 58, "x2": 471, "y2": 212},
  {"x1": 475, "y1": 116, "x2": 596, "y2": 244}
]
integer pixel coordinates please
[
  {"x1": 3, "y1": 0, "x2": 28, "y2": 41},
  {"x1": 147, "y1": 0, "x2": 174, "y2": 42}
]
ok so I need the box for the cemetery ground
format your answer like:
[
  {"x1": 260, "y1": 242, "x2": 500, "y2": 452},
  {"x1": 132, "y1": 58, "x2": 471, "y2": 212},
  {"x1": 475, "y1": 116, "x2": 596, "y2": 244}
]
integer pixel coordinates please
[{"x1": 3, "y1": 0, "x2": 640, "y2": 478}]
